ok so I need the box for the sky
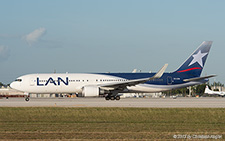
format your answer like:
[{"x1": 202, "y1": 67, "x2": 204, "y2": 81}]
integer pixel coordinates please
[{"x1": 0, "y1": 0, "x2": 225, "y2": 84}]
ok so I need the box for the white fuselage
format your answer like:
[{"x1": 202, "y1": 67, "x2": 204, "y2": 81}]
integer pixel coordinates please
[{"x1": 10, "y1": 73, "x2": 202, "y2": 95}]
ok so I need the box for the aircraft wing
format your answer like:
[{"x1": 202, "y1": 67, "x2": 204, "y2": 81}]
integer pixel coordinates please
[
  {"x1": 99, "y1": 64, "x2": 168, "y2": 90},
  {"x1": 183, "y1": 75, "x2": 216, "y2": 82}
]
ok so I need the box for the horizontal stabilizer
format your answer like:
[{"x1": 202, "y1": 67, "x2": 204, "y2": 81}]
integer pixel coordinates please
[{"x1": 183, "y1": 75, "x2": 216, "y2": 82}]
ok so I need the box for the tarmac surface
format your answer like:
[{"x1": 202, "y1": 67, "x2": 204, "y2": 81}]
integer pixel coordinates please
[{"x1": 0, "y1": 97, "x2": 225, "y2": 108}]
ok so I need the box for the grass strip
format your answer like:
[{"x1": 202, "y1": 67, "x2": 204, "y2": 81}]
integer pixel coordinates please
[{"x1": 0, "y1": 107, "x2": 224, "y2": 139}]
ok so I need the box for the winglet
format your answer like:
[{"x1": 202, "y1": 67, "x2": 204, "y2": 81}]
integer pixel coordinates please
[{"x1": 152, "y1": 64, "x2": 168, "y2": 79}]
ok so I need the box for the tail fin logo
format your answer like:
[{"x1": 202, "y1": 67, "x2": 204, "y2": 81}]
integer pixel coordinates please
[
  {"x1": 188, "y1": 50, "x2": 208, "y2": 67},
  {"x1": 174, "y1": 41, "x2": 212, "y2": 76}
]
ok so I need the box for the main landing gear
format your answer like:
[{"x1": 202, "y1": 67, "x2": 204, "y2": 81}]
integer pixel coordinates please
[{"x1": 105, "y1": 95, "x2": 120, "y2": 101}]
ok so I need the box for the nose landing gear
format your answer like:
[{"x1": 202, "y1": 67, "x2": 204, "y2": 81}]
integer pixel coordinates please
[
  {"x1": 25, "y1": 97, "x2": 29, "y2": 101},
  {"x1": 24, "y1": 93, "x2": 30, "y2": 102}
]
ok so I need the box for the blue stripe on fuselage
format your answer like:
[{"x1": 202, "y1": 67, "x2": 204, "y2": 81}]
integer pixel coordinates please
[
  {"x1": 96, "y1": 70, "x2": 205, "y2": 86},
  {"x1": 95, "y1": 72, "x2": 192, "y2": 85}
]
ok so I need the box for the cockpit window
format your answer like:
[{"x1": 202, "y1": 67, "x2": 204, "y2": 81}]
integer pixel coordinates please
[{"x1": 15, "y1": 79, "x2": 22, "y2": 82}]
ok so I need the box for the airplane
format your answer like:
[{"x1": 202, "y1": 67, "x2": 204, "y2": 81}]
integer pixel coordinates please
[
  {"x1": 0, "y1": 87, "x2": 25, "y2": 99},
  {"x1": 204, "y1": 85, "x2": 225, "y2": 97},
  {"x1": 10, "y1": 41, "x2": 216, "y2": 101}
]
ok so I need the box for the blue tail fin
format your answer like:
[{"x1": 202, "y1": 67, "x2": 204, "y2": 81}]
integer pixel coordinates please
[{"x1": 174, "y1": 41, "x2": 212, "y2": 77}]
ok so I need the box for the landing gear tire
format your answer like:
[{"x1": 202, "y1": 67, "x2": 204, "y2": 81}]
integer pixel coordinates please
[
  {"x1": 110, "y1": 96, "x2": 115, "y2": 100},
  {"x1": 105, "y1": 96, "x2": 110, "y2": 100},
  {"x1": 25, "y1": 97, "x2": 29, "y2": 101},
  {"x1": 105, "y1": 95, "x2": 120, "y2": 101}
]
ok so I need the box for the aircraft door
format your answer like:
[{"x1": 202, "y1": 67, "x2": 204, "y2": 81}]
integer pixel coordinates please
[
  {"x1": 30, "y1": 77, "x2": 35, "y2": 86},
  {"x1": 167, "y1": 76, "x2": 173, "y2": 85}
]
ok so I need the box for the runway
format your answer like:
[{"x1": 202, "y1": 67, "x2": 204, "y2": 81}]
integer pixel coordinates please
[{"x1": 0, "y1": 97, "x2": 225, "y2": 108}]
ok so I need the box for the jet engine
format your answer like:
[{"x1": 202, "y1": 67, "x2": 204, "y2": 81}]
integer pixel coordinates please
[{"x1": 82, "y1": 85, "x2": 106, "y2": 97}]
